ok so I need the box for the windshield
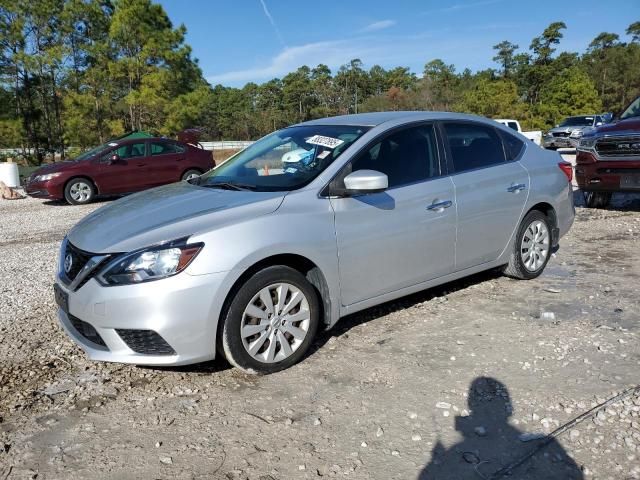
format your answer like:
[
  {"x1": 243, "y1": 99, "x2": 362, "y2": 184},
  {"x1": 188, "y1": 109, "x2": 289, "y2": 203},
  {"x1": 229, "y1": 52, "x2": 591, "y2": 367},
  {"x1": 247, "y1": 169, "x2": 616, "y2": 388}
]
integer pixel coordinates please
[
  {"x1": 74, "y1": 142, "x2": 112, "y2": 161},
  {"x1": 559, "y1": 116, "x2": 594, "y2": 127},
  {"x1": 620, "y1": 97, "x2": 640, "y2": 120},
  {"x1": 198, "y1": 125, "x2": 370, "y2": 191}
]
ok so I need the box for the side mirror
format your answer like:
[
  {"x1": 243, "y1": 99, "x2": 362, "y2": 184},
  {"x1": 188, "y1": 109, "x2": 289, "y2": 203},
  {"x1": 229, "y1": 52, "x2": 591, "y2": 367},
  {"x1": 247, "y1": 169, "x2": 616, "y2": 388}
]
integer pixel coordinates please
[
  {"x1": 108, "y1": 154, "x2": 122, "y2": 164},
  {"x1": 343, "y1": 169, "x2": 388, "y2": 194},
  {"x1": 595, "y1": 122, "x2": 603, "y2": 126}
]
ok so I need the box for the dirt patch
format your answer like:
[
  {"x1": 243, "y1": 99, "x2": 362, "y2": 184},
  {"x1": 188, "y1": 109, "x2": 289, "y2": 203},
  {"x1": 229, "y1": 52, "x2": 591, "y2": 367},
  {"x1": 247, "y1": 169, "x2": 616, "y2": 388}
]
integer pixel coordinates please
[{"x1": 1, "y1": 195, "x2": 639, "y2": 479}]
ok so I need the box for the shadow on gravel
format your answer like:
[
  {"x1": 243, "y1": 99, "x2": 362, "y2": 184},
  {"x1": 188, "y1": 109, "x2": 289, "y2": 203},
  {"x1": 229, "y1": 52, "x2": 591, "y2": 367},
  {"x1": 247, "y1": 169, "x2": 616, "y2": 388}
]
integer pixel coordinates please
[
  {"x1": 419, "y1": 377, "x2": 584, "y2": 480},
  {"x1": 311, "y1": 268, "x2": 503, "y2": 355},
  {"x1": 42, "y1": 196, "x2": 117, "y2": 206}
]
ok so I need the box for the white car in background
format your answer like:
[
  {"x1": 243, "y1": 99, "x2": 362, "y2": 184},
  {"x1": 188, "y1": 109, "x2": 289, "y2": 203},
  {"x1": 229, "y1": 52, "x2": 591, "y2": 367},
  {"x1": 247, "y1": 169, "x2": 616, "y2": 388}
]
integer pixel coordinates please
[{"x1": 495, "y1": 119, "x2": 542, "y2": 146}]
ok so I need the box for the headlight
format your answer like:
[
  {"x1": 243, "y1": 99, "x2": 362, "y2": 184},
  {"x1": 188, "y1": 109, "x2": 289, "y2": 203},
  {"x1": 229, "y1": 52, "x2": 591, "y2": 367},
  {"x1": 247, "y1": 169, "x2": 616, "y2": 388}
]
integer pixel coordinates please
[
  {"x1": 570, "y1": 129, "x2": 583, "y2": 138},
  {"x1": 34, "y1": 172, "x2": 63, "y2": 182},
  {"x1": 98, "y1": 240, "x2": 203, "y2": 285},
  {"x1": 578, "y1": 136, "x2": 597, "y2": 150}
]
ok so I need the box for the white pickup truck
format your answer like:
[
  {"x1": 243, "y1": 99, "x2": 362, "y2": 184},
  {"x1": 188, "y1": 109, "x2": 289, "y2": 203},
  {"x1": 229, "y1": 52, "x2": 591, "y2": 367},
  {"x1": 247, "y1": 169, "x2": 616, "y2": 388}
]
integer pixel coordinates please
[{"x1": 494, "y1": 119, "x2": 542, "y2": 146}]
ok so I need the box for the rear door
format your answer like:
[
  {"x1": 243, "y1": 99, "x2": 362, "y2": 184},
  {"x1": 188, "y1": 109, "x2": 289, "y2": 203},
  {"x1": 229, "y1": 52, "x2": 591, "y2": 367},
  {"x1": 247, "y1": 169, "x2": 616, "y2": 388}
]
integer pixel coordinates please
[
  {"x1": 442, "y1": 121, "x2": 529, "y2": 271},
  {"x1": 149, "y1": 140, "x2": 186, "y2": 185},
  {"x1": 95, "y1": 141, "x2": 151, "y2": 194},
  {"x1": 330, "y1": 123, "x2": 456, "y2": 306}
]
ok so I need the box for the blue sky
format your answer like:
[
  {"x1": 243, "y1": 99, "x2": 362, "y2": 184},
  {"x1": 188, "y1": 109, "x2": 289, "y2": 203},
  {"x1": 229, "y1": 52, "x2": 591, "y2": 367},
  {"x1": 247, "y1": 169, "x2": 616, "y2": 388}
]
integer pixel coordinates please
[{"x1": 158, "y1": 0, "x2": 639, "y2": 87}]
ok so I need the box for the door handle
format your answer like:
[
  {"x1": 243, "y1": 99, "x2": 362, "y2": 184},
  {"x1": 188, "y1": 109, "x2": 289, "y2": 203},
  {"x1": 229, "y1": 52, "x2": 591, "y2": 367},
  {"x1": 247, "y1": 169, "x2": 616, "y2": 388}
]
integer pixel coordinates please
[
  {"x1": 136, "y1": 163, "x2": 147, "y2": 167},
  {"x1": 426, "y1": 200, "x2": 453, "y2": 211},
  {"x1": 507, "y1": 183, "x2": 526, "y2": 193}
]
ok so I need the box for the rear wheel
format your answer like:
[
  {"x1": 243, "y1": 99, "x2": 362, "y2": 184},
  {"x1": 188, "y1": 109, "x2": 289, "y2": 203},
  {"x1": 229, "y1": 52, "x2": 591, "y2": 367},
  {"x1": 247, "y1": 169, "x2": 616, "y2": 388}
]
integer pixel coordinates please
[
  {"x1": 503, "y1": 210, "x2": 551, "y2": 280},
  {"x1": 221, "y1": 266, "x2": 320, "y2": 374},
  {"x1": 64, "y1": 178, "x2": 95, "y2": 205},
  {"x1": 584, "y1": 191, "x2": 611, "y2": 208},
  {"x1": 181, "y1": 169, "x2": 201, "y2": 182}
]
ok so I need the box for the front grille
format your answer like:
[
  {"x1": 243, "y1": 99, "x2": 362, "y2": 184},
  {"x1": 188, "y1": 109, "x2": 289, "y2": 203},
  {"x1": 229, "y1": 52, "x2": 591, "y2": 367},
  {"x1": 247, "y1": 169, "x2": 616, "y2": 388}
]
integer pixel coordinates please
[
  {"x1": 552, "y1": 132, "x2": 570, "y2": 138},
  {"x1": 62, "y1": 242, "x2": 109, "y2": 289},
  {"x1": 63, "y1": 242, "x2": 93, "y2": 282},
  {"x1": 595, "y1": 136, "x2": 640, "y2": 158},
  {"x1": 116, "y1": 329, "x2": 176, "y2": 355},
  {"x1": 69, "y1": 314, "x2": 107, "y2": 348}
]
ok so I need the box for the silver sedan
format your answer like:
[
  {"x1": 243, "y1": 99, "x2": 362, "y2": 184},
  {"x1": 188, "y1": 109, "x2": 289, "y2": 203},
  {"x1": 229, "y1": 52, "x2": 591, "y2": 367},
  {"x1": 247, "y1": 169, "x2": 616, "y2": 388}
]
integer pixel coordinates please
[{"x1": 55, "y1": 112, "x2": 575, "y2": 373}]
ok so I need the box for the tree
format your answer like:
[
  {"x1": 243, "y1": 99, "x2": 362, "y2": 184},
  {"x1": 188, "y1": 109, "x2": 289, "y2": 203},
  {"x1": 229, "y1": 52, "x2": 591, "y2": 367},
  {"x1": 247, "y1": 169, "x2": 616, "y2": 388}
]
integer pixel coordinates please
[
  {"x1": 530, "y1": 21, "x2": 566, "y2": 64},
  {"x1": 456, "y1": 78, "x2": 526, "y2": 119},
  {"x1": 537, "y1": 67, "x2": 602, "y2": 125},
  {"x1": 627, "y1": 21, "x2": 640, "y2": 43},
  {"x1": 423, "y1": 59, "x2": 458, "y2": 110},
  {"x1": 492, "y1": 41, "x2": 519, "y2": 78}
]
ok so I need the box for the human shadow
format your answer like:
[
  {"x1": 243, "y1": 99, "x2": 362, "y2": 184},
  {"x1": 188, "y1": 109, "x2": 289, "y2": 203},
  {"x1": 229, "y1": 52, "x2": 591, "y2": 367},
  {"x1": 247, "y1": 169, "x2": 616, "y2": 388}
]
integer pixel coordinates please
[{"x1": 419, "y1": 377, "x2": 584, "y2": 480}]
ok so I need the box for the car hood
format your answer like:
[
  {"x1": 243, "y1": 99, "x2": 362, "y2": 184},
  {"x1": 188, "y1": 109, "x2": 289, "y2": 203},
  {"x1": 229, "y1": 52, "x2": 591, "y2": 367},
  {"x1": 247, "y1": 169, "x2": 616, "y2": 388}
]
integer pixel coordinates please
[
  {"x1": 590, "y1": 117, "x2": 640, "y2": 135},
  {"x1": 67, "y1": 182, "x2": 286, "y2": 253},
  {"x1": 548, "y1": 125, "x2": 590, "y2": 134},
  {"x1": 31, "y1": 160, "x2": 82, "y2": 176}
]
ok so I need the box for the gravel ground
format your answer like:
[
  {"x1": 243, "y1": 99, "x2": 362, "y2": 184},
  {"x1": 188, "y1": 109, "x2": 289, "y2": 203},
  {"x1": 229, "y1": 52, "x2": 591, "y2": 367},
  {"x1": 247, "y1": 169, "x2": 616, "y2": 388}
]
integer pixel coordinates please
[{"x1": 1, "y1": 180, "x2": 639, "y2": 479}]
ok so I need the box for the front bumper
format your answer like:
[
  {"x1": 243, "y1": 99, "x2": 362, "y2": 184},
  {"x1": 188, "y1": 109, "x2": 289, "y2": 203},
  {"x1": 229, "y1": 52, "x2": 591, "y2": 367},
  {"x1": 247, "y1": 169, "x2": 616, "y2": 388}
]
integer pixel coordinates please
[
  {"x1": 25, "y1": 179, "x2": 64, "y2": 199},
  {"x1": 543, "y1": 136, "x2": 573, "y2": 149},
  {"x1": 56, "y1": 269, "x2": 229, "y2": 366},
  {"x1": 576, "y1": 152, "x2": 640, "y2": 192}
]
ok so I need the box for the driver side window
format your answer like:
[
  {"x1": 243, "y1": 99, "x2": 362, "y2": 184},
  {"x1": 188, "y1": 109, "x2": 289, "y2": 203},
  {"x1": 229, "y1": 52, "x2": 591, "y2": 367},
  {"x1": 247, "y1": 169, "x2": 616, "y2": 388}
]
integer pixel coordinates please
[{"x1": 349, "y1": 124, "x2": 440, "y2": 188}]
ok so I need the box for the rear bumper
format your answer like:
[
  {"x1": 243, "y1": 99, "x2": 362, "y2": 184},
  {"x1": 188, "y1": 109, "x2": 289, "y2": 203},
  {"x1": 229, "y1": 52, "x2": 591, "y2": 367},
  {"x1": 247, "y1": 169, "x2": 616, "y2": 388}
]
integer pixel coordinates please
[{"x1": 575, "y1": 153, "x2": 640, "y2": 192}]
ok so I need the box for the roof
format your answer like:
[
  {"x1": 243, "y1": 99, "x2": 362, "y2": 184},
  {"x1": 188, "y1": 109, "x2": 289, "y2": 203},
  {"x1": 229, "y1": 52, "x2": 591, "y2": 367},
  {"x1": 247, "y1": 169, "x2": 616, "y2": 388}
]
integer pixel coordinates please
[{"x1": 296, "y1": 111, "x2": 492, "y2": 127}]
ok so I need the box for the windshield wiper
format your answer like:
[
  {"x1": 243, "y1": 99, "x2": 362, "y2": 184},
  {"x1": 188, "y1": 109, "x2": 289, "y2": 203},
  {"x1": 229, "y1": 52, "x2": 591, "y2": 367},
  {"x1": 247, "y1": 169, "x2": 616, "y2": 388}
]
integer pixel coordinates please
[{"x1": 200, "y1": 181, "x2": 255, "y2": 191}]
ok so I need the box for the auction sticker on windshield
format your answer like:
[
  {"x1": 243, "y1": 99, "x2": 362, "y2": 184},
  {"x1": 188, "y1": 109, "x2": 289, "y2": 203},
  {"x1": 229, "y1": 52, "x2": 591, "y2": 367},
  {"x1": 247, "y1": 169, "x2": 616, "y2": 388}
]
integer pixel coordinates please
[{"x1": 306, "y1": 135, "x2": 344, "y2": 149}]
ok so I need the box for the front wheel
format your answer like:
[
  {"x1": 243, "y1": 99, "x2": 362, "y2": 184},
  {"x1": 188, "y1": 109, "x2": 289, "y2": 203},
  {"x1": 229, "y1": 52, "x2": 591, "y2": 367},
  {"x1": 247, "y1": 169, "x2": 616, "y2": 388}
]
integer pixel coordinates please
[
  {"x1": 584, "y1": 191, "x2": 611, "y2": 208},
  {"x1": 64, "y1": 178, "x2": 95, "y2": 205},
  {"x1": 181, "y1": 169, "x2": 201, "y2": 182},
  {"x1": 503, "y1": 210, "x2": 551, "y2": 280},
  {"x1": 221, "y1": 266, "x2": 320, "y2": 374}
]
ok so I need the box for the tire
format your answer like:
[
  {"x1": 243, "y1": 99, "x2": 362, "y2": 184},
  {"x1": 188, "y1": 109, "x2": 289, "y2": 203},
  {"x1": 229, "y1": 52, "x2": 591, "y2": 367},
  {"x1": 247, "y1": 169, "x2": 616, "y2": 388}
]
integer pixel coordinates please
[
  {"x1": 503, "y1": 210, "x2": 552, "y2": 280},
  {"x1": 64, "y1": 178, "x2": 95, "y2": 205},
  {"x1": 181, "y1": 169, "x2": 201, "y2": 182},
  {"x1": 221, "y1": 266, "x2": 320, "y2": 374},
  {"x1": 584, "y1": 191, "x2": 611, "y2": 209}
]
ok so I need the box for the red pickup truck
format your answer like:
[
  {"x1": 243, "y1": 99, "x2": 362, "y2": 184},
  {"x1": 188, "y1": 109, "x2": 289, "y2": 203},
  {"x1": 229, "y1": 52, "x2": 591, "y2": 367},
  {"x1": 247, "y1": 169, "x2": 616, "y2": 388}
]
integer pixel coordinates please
[{"x1": 576, "y1": 95, "x2": 640, "y2": 208}]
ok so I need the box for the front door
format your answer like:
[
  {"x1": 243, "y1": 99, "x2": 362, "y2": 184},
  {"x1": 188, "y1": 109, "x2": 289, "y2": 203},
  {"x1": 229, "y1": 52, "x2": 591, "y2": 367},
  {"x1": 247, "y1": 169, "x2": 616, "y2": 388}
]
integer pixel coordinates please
[
  {"x1": 330, "y1": 124, "x2": 456, "y2": 306},
  {"x1": 442, "y1": 121, "x2": 529, "y2": 270},
  {"x1": 96, "y1": 141, "x2": 151, "y2": 194}
]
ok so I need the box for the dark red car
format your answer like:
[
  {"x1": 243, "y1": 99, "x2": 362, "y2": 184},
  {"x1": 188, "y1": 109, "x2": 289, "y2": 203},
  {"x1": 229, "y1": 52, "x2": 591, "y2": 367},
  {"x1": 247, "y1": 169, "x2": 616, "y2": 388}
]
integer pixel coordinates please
[
  {"x1": 576, "y1": 95, "x2": 640, "y2": 207},
  {"x1": 25, "y1": 137, "x2": 214, "y2": 205}
]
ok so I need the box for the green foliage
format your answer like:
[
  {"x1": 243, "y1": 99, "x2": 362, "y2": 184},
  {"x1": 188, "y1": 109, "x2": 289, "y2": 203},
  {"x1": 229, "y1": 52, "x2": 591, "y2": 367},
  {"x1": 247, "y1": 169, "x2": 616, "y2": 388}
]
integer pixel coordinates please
[
  {"x1": 456, "y1": 78, "x2": 526, "y2": 119},
  {"x1": 0, "y1": 9, "x2": 639, "y2": 155},
  {"x1": 537, "y1": 67, "x2": 602, "y2": 125}
]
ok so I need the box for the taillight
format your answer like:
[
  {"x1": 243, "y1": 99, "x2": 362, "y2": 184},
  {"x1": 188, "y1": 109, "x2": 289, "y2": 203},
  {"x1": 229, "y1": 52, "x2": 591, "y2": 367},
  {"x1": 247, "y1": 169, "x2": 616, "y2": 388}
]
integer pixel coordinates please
[{"x1": 558, "y1": 162, "x2": 573, "y2": 182}]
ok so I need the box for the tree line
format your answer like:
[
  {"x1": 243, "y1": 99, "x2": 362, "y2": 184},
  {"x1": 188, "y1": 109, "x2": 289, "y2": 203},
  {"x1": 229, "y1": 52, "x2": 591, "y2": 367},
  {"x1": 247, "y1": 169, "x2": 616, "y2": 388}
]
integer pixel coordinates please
[{"x1": 1, "y1": 0, "x2": 639, "y2": 162}]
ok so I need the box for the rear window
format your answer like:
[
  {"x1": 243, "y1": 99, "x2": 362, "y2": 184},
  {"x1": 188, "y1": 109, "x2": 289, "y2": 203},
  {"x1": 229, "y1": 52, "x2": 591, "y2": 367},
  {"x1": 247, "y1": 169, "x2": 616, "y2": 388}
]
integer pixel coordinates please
[
  {"x1": 498, "y1": 130, "x2": 525, "y2": 161},
  {"x1": 151, "y1": 141, "x2": 185, "y2": 155}
]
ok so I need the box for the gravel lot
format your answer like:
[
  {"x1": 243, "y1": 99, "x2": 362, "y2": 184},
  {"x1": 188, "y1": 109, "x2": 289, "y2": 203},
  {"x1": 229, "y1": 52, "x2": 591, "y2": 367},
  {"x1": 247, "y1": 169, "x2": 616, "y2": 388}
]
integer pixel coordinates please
[{"x1": 1, "y1": 169, "x2": 639, "y2": 479}]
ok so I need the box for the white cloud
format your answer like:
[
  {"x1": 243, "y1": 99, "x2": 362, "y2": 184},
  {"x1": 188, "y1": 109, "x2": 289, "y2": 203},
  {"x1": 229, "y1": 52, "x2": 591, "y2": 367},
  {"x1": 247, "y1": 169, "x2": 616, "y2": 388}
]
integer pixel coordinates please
[
  {"x1": 359, "y1": 19, "x2": 397, "y2": 33},
  {"x1": 207, "y1": 39, "x2": 378, "y2": 85},
  {"x1": 423, "y1": 0, "x2": 503, "y2": 14},
  {"x1": 206, "y1": 31, "x2": 502, "y2": 86}
]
